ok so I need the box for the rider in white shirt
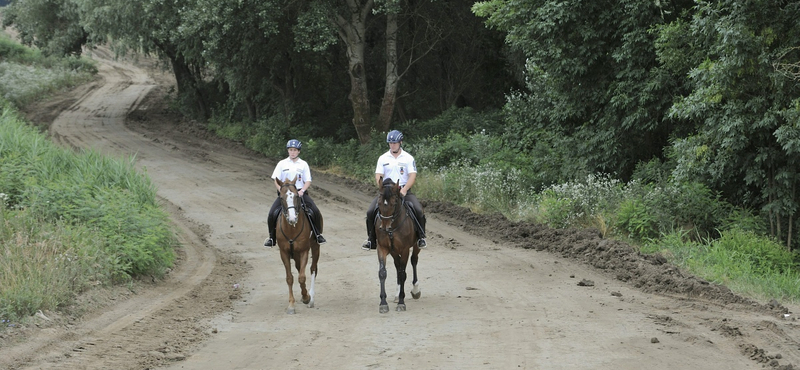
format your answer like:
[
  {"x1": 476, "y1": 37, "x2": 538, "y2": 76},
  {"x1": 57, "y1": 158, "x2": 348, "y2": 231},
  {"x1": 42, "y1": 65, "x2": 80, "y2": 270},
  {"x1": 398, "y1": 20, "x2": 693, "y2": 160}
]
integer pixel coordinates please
[
  {"x1": 361, "y1": 130, "x2": 427, "y2": 250},
  {"x1": 264, "y1": 139, "x2": 326, "y2": 247}
]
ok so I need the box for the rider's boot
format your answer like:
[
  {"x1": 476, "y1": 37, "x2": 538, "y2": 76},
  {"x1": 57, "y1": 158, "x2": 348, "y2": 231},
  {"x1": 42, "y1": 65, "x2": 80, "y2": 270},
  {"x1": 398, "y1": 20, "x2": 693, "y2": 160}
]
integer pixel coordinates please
[
  {"x1": 361, "y1": 239, "x2": 372, "y2": 251},
  {"x1": 316, "y1": 234, "x2": 327, "y2": 244},
  {"x1": 264, "y1": 225, "x2": 276, "y2": 248},
  {"x1": 417, "y1": 214, "x2": 427, "y2": 248}
]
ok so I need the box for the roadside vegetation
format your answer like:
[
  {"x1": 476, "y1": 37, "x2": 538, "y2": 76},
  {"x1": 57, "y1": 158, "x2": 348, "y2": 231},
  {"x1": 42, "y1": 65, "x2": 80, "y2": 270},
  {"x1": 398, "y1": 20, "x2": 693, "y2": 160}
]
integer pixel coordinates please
[
  {"x1": 0, "y1": 34, "x2": 96, "y2": 106},
  {"x1": 209, "y1": 106, "x2": 800, "y2": 305},
  {"x1": 0, "y1": 36, "x2": 176, "y2": 323}
]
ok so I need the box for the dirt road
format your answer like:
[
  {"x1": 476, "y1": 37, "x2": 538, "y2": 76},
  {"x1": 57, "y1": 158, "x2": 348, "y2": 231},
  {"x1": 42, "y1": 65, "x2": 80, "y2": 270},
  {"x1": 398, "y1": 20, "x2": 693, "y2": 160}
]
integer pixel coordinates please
[{"x1": 1, "y1": 48, "x2": 799, "y2": 370}]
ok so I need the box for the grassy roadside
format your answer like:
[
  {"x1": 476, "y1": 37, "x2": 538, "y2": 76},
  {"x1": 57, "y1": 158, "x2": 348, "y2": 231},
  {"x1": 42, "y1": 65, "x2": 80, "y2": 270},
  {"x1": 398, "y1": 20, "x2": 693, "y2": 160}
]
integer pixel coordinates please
[{"x1": 0, "y1": 36, "x2": 176, "y2": 324}]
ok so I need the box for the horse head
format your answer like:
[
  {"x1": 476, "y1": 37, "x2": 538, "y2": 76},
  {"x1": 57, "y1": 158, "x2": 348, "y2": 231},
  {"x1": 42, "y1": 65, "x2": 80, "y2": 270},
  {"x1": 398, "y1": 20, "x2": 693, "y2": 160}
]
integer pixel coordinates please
[
  {"x1": 377, "y1": 178, "x2": 402, "y2": 232},
  {"x1": 276, "y1": 176, "x2": 300, "y2": 225}
]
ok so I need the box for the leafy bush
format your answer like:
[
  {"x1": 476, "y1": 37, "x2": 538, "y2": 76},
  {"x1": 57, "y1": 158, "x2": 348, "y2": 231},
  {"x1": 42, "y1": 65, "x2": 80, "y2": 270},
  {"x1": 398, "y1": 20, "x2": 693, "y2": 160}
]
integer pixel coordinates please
[
  {"x1": 0, "y1": 35, "x2": 40, "y2": 64},
  {"x1": 534, "y1": 174, "x2": 630, "y2": 228},
  {"x1": 616, "y1": 198, "x2": 658, "y2": 239}
]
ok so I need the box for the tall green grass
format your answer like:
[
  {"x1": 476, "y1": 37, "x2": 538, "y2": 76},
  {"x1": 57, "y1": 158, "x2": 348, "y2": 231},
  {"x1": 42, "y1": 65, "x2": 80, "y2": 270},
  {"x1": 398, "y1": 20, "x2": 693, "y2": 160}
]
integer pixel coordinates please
[
  {"x1": 642, "y1": 230, "x2": 800, "y2": 302},
  {"x1": 0, "y1": 104, "x2": 176, "y2": 322},
  {"x1": 0, "y1": 34, "x2": 97, "y2": 107}
]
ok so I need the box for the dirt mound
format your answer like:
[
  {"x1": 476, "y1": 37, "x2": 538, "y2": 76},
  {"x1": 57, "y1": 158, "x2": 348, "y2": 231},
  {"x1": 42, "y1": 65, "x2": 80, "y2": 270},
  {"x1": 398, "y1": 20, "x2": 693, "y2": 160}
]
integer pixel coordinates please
[{"x1": 425, "y1": 200, "x2": 787, "y2": 316}]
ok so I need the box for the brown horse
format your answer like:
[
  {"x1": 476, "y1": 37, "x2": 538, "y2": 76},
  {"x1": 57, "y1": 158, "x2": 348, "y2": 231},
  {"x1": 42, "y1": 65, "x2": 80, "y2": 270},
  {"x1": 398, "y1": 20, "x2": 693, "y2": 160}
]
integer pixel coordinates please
[
  {"x1": 275, "y1": 176, "x2": 320, "y2": 314},
  {"x1": 374, "y1": 178, "x2": 422, "y2": 313}
]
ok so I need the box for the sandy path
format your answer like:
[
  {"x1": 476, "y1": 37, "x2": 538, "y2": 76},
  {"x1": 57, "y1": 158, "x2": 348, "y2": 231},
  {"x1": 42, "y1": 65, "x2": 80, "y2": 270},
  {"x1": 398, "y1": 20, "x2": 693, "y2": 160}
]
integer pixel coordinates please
[{"x1": 2, "y1": 48, "x2": 799, "y2": 370}]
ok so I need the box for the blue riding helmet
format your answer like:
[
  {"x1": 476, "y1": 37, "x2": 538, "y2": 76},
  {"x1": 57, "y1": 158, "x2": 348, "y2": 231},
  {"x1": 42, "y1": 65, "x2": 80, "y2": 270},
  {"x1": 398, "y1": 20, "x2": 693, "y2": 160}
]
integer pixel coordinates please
[
  {"x1": 286, "y1": 139, "x2": 302, "y2": 150},
  {"x1": 386, "y1": 130, "x2": 404, "y2": 143}
]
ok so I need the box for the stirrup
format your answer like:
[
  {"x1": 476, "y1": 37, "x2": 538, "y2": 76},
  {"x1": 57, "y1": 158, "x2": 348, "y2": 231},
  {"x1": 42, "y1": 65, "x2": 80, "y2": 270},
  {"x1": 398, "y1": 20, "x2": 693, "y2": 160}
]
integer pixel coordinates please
[
  {"x1": 361, "y1": 239, "x2": 372, "y2": 251},
  {"x1": 317, "y1": 235, "x2": 327, "y2": 244},
  {"x1": 417, "y1": 238, "x2": 427, "y2": 249},
  {"x1": 264, "y1": 238, "x2": 275, "y2": 248}
]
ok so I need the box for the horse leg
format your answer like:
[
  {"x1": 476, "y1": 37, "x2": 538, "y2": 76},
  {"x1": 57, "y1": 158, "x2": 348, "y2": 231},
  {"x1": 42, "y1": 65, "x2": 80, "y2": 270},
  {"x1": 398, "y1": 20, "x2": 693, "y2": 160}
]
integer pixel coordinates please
[
  {"x1": 394, "y1": 253, "x2": 409, "y2": 312},
  {"x1": 378, "y1": 249, "x2": 390, "y2": 314},
  {"x1": 410, "y1": 248, "x2": 421, "y2": 299},
  {"x1": 308, "y1": 240, "x2": 320, "y2": 309},
  {"x1": 295, "y1": 250, "x2": 311, "y2": 305},
  {"x1": 280, "y1": 250, "x2": 296, "y2": 314}
]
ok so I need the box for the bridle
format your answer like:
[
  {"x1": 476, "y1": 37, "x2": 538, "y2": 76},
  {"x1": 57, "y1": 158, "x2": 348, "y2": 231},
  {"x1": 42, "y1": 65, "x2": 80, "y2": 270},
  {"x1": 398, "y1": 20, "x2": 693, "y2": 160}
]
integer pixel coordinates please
[
  {"x1": 377, "y1": 185, "x2": 408, "y2": 234},
  {"x1": 279, "y1": 182, "x2": 306, "y2": 249},
  {"x1": 280, "y1": 183, "x2": 300, "y2": 220}
]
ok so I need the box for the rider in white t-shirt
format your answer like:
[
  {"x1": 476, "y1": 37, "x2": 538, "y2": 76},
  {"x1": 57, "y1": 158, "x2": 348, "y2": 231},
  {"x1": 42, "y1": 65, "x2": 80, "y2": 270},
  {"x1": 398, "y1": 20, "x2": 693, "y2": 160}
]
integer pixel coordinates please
[
  {"x1": 264, "y1": 139, "x2": 326, "y2": 247},
  {"x1": 361, "y1": 130, "x2": 427, "y2": 250}
]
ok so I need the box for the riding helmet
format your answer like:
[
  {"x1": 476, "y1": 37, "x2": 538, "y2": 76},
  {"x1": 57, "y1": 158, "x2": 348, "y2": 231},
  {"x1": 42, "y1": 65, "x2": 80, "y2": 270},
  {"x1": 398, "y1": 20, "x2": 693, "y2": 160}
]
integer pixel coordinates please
[
  {"x1": 386, "y1": 130, "x2": 404, "y2": 143},
  {"x1": 286, "y1": 139, "x2": 302, "y2": 150}
]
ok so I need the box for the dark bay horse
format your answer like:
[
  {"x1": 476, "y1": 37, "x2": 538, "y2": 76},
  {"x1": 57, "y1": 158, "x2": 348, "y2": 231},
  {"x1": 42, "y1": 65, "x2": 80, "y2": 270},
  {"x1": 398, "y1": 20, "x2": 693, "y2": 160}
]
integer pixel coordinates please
[
  {"x1": 374, "y1": 178, "x2": 422, "y2": 313},
  {"x1": 275, "y1": 176, "x2": 320, "y2": 314}
]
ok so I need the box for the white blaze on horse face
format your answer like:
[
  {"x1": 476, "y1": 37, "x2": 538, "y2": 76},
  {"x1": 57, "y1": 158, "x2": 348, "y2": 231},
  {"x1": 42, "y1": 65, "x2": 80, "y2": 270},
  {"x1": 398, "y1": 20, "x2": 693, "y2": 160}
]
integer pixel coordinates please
[{"x1": 286, "y1": 190, "x2": 297, "y2": 224}]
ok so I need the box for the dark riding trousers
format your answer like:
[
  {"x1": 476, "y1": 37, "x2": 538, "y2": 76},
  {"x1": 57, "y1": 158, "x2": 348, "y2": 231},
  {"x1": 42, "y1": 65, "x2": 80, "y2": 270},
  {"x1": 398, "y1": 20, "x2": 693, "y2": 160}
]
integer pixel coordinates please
[
  {"x1": 268, "y1": 190, "x2": 323, "y2": 239},
  {"x1": 365, "y1": 189, "x2": 426, "y2": 244}
]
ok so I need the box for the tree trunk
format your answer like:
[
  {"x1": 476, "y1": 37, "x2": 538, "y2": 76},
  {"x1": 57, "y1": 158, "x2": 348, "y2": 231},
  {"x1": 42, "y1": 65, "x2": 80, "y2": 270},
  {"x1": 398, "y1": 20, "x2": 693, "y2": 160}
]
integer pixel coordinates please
[
  {"x1": 334, "y1": 0, "x2": 374, "y2": 144},
  {"x1": 377, "y1": 12, "x2": 399, "y2": 133},
  {"x1": 158, "y1": 42, "x2": 209, "y2": 120}
]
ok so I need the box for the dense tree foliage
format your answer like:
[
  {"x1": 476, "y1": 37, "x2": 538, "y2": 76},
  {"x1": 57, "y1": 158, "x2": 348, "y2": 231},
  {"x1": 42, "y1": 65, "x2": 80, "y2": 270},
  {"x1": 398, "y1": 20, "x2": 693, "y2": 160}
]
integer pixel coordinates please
[
  {"x1": 2, "y1": 0, "x2": 513, "y2": 138},
  {"x1": 664, "y1": 0, "x2": 800, "y2": 248},
  {"x1": 474, "y1": 0, "x2": 800, "y2": 247},
  {"x1": 2, "y1": 0, "x2": 87, "y2": 56},
  {"x1": 473, "y1": 0, "x2": 696, "y2": 179}
]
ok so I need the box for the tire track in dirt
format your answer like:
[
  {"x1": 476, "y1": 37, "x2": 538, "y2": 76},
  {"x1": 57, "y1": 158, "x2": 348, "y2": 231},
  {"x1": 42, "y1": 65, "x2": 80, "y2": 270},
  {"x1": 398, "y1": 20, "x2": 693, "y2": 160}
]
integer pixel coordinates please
[{"x1": 0, "y1": 48, "x2": 248, "y2": 370}]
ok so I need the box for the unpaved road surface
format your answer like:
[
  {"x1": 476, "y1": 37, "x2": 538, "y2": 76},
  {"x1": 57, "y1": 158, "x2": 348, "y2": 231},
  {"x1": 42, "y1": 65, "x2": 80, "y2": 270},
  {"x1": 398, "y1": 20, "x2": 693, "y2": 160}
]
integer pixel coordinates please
[{"x1": 1, "y1": 48, "x2": 800, "y2": 370}]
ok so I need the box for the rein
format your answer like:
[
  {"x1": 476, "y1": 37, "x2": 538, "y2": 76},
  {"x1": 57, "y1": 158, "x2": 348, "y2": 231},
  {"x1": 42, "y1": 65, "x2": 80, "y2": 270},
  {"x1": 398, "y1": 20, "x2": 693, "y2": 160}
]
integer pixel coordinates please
[{"x1": 377, "y1": 188, "x2": 410, "y2": 240}]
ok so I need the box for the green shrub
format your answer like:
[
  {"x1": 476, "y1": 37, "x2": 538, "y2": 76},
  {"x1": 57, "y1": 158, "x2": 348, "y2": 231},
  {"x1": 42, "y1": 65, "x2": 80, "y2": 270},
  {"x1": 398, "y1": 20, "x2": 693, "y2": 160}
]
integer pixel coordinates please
[{"x1": 616, "y1": 198, "x2": 658, "y2": 239}]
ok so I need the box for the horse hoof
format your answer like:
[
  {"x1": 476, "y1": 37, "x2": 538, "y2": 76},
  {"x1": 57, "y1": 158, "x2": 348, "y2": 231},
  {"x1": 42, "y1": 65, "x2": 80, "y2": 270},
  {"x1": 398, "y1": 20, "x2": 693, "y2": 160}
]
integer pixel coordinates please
[
  {"x1": 379, "y1": 305, "x2": 389, "y2": 314},
  {"x1": 307, "y1": 301, "x2": 315, "y2": 308},
  {"x1": 286, "y1": 308, "x2": 296, "y2": 315},
  {"x1": 302, "y1": 297, "x2": 311, "y2": 304},
  {"x1": 411, "y1": 291, "x2": 421, "y2": 300},
  {"x1": 396, "y1": 304, "x2": 406, "y2": 312}
]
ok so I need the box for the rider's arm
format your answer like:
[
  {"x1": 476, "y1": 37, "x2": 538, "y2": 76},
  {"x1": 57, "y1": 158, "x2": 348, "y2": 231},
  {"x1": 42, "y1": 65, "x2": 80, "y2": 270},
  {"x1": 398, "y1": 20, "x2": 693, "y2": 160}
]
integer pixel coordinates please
[
  {"x1": 401, "y1": 172, "x2": 416, "y2": 196},
  {"x1": 299, "y1": 162, "x2": 312, "y2": 194}
]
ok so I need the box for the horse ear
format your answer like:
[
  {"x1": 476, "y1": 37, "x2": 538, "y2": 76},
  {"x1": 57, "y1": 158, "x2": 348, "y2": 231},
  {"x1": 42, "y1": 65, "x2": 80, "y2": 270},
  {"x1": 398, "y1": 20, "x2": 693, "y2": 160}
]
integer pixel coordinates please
[{"x1": 275, "y1": 177, "x2": 282, "y2": 187}]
